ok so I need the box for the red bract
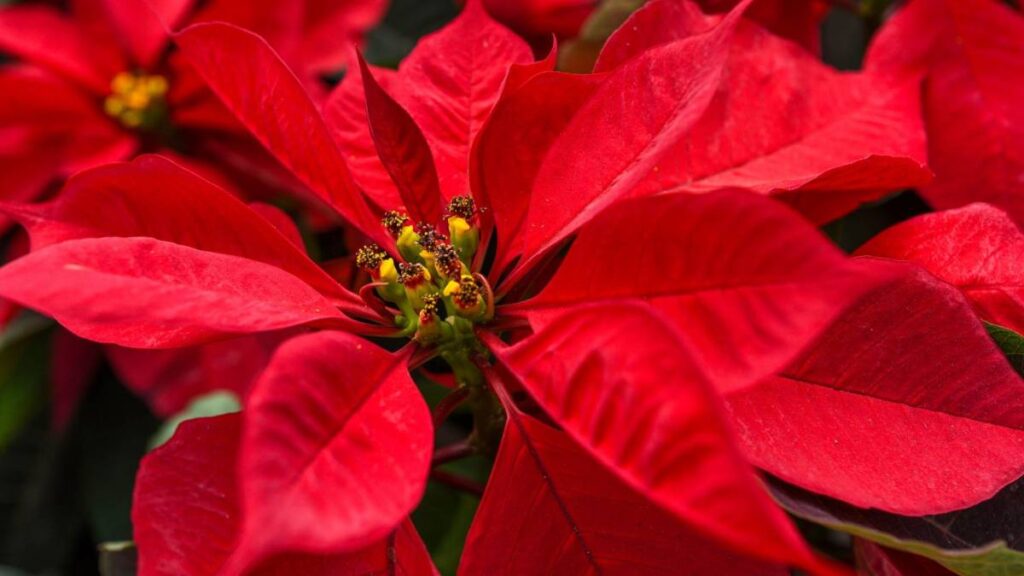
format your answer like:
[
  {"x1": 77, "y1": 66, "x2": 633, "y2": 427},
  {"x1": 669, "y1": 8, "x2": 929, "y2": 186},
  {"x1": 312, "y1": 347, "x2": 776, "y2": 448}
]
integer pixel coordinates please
[
  {"x1": 727, "y1": 262, "x2": 1024, "y2": 515},
  {"x1": 858, "y1": 204, "x2": 1024, "y2": 334},
  {"x1": 133, "y1": 413, "x2": 437, "y2": 575},
  {"x1": 483, "y1": 0, "x2": 597, "y2": 39},
  {"x1": 0, "y1": 0, "x2": 386, "y2": 231},
  {"x1": 697, "y1": 0, "x2": 830, "y2": 54},
  {"x1": 866, "y1": 0, "x2": 1024, "y2": 224},
  {"x1": 0, "y1": 153, "x2": 361, "y2": 416},
  {"x1": 577, "y1": 0, "x2": 929, "y2": 227},
  {"x1": 461, "y1": 372, "x2": 791, "y2": 575},
  {"x1": 0, "y1": 0, "x2": 965, "y2": 572}
]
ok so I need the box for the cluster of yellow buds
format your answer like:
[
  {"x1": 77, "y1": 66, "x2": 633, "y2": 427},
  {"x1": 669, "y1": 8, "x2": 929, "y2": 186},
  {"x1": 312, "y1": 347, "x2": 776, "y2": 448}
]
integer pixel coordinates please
[
  {"x1": 104, "y1": 71, "x2": 169, "y2": 130},
  {"x1": 358, "y1": 195, "x2": 491, "y2": 344}
]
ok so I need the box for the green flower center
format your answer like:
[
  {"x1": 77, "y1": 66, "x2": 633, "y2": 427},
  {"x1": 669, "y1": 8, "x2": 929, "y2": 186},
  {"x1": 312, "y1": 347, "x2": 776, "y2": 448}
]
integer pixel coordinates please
[{"x1": 358, "y1": 195, "x2": 490, "y2": 348}]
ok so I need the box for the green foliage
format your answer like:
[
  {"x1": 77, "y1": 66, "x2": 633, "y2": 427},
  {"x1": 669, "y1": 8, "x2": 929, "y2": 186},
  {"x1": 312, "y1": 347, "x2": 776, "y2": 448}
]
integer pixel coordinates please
[
  {"x1": 148, "y1": 390, "x2": 241, "y2": 450},
  {"x1": 770, "y1": 477, "x2": 1024, "y2": 576},
  {"x1": 984, "y1": 322, "x2": 1024, "y2": 377},
  {"x1": 0, "y1": 316, "x2": 50, "y2": 453},
  {"x1": 76, "y1": 374, "x2": 160, "y2": 544}
]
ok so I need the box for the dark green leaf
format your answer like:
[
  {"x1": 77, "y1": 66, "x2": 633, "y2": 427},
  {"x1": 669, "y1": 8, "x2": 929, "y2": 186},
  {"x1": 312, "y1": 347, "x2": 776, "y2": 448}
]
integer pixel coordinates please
[
  {"x1": 76, "y1": 373, "x2": 159, "y2": 544},
  {"x1": 0, "y1": 315, "x2": 51, "y2": 452},
  {"x1": 413, "y1": 454, "x2": 490, "y2": 575},
  {"x1": 363, "y1": 0, "x2": 459, "y2": 68},
  {"x1": 768, "y1": 475, "x2": 1024, "y2": 576},
  {"x1": 984, "y1": 322, "x2": 1024, "y2": 377},
  {"x1": 147, "y1": 390, "x2": 240, "y2": 450}
]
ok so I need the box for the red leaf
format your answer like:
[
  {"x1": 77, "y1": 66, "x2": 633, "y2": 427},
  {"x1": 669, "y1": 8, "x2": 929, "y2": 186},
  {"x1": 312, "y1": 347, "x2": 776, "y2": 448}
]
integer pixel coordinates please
[
  {"x1": 512, "y1": 1, "x2": 752, "y2": 273},
  {"x1": 133, "y1": 414, "x2": 437, "y2": 576},
  {"x1": 727, "y1": 262, "x2": 1024, "y2": 514},
  {"x1": 247, "y1": 202, "x2": 306, "y2": 250},
  {"x1": 515, "y1": 190, "x2": 886, "y2": 395},
  {"x1": 326, "y1": 1, "x2": 535, "y2": 216},
  {"x1": 472, "y1": 69, "x2": 602, "y2": 276},
  {"x1": 357, "y1": 54, "x2": 444, "y2": 224},
  {"x1": 489, "y1": 304, "x2": 833, "y2": 572},
  {"x1": 174, "y1": 22, "x2": 385, "y2": 244},
  {"x1": 0, "y1": 68, "x2": 132, "y2": 192},
  {"x1": 107, "y1": 331, "x2": 289, "y2": 417},
  {"x1": 190, "y1": 0, "x2": 386, "y2": 78},
  {"x1": 324, "y1": 64, "x2": 403, "y2": 211},
  {"x1": 2, "y1": 154, "x2": 358, "y2": 308},
  {"x1": 298, "y1": 0, "x2": 388, "y2": 75},
  {"x1": 697, "y1": 0, "x2": 830, "y2": 54},
  {"x1": 393, "y1": 0, "x2": 533, "y2": 203},
  {"x1": 857, "y1": 204, "x2": 1024, "y2": 334},
  {"x1": 460, "y1": 381, "x2": 812, "y2": 575},
  {"x1": 0, "y1": 66, "x2": 103, "y2": 125},
  {"x1": 596, "y1": 1, "x2": 929, "y2": 224},
  {"x1": 225, "y1": 332, "x2": 431, "y2": 573},
  {"x1": 594, "y1": 0, "x2": 717, "y2": 72},
  {"x1": 483, "y1": 0, "x2": 596, "y2": 38},
  {"x1": 866, "y1": 0, "x2": 1024, "y2": 224},
  {"x1": 0, "y1": 237, "x2": 347, "y2": 348},
  {"x1": 96, "y1": 0, "x2": 192, "y2": 68},
  {"x1": 0, "y1": 5, "x2": 122, "y2": 93},
  {"x1": 0, "y1": 151, "x2": 59, "y2": 233}
]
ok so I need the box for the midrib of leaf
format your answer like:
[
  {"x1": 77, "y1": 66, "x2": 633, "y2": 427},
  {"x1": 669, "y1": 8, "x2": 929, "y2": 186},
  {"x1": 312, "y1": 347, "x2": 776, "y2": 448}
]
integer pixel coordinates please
[{"x1": 507, "y1": 408, "x2": 603, "y2": 574}]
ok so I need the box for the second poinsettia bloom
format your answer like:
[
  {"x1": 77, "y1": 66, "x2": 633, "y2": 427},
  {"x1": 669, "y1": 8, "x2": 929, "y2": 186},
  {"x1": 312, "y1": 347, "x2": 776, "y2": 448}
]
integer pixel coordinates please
[{"x1": 0, "y1": 0, "x2": 387, "y2": 230}]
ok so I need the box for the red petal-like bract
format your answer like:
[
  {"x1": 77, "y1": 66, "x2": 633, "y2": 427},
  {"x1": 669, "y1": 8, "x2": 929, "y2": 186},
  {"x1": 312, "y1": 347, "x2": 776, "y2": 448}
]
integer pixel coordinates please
[
  {"x1": 867, "y1": 0, "x2": 1024, "y2": 224},
  {"x1": 324, "y1": 64, "x2": 403, "y2": 211},
  {"x1": 326, "y1": 0, "x2": 534, "y2": 214},
  {"x1": 96, "y1": 0, "x2": 192, "y2": 68},
  {"x1": 107, "y1": 332, "x2": 286, "y2": 417},
  {"x1": 857, "y1": 204, "x2": 1024, "y2": 334},
  {"x1": 0, "y1": 67, "x2": 134, "y2": 208},
  {"x1": 133, "y1": 414, "x2": 437, "y2": 576},
  {"x1": 0, "y1": 237, "x2": 346, "y2": 348},
  {"x1": 594, "y1": 0, "x2": 929, "y2": 224},
  {"x1": 728, "y1": 262, "x2": 1024, "y2": 515},
  {"x1": 224, "y1": 332, "x2": 432, "y2": 574},
  {"x1": 392, "y1": 0, "x2": 533, "y2": 203},
  {"x1": 491, "y1": 304, "x2": 832, "y2": 572},
  {"x1": 460, "y1": 401, "x2": 789, "y2": 575},
  {"x1": 511, "y1": 0, "x2": 751, "y2": 274},
  {"x1": 697, "y1": 0, "x2": 829, "y2": 54},
  {"x1": 2, "y1": 155, "x2": 356, "y2": 306},
  {"x1": 516, "y1": 190, "x2": 885, "y2": 395},
  {"x1": 472, "y1": 64, "x2": 600, "y2": 274},
  {"x1": 298, "y1": 0, "x2": 389, "y2": 75},
  {"x1": 472, "y1": 68, "x2": 600, "y2": 275},
  {"x1": 357, "y1": 55, "x2": 444, "y2": 225},
  {"x1": 0, "y1": 5, "x2": 122, "y2": 92},
  {"x1": 174, "y1": 22, "x2": 385, "y2": 243}
]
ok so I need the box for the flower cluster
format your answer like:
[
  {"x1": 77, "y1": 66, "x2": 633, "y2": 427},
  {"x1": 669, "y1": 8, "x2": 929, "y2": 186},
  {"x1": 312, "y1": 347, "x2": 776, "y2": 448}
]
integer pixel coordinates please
[{"x1": 0, "y1": 0, "x2": 1023, "y2": 574}]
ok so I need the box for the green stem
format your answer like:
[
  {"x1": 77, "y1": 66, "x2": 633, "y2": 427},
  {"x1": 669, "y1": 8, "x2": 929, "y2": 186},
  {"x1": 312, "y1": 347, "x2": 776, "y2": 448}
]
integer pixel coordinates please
[{"x1": 442, "y1": 348, "x2": 504, "y2": 455}]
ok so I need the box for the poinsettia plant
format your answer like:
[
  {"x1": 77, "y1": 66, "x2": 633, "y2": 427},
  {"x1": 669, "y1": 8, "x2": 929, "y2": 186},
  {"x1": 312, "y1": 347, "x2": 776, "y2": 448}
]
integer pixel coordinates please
[{"x1": 0, "y1": 0, "x2": 1023, "y2": 574}]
